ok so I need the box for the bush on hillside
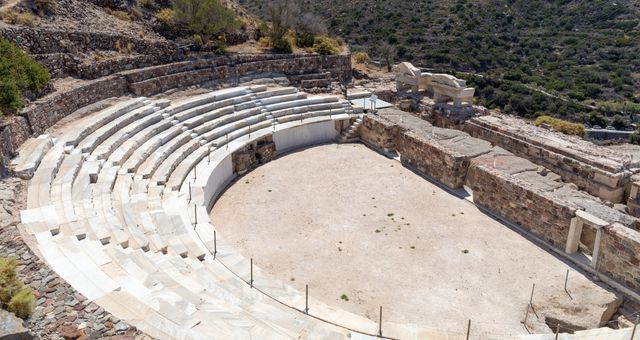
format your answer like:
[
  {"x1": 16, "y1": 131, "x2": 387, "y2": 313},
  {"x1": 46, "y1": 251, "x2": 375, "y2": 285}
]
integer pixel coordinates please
[
  {"x1": 0, "y1": 257, "x2": 21, "y2": 304},
  {"x1": 0, "y1": 38, "x2": 51, "y2": 116},
  {"x1": 353, "y1": 52, "x2": 369, "y2": 64},
  {"x1": 0, "y1": 257, "x2": 34, "y2": 319},
  {"x1": 267, "y1": 0, "x2": 298, "y2": 53},
  {"x1": 7, "y1": 288, "x2": 34, "y2": 319},
  {"x1": 534, "y1": 115, "x2": 586, "y2": 137},
  {"x1": 310, "y1": 36, "x2": 340, "y2": 55},
  {"x1": 172, "y1": 0, "x2": 240, "y2": 37},
  {"x1": 294, "y1": 12, "x2": 326, "y2": 48}
]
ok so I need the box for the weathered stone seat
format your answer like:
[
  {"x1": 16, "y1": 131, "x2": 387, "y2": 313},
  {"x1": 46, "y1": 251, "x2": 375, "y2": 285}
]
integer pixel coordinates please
[{"x1": 19, "y1": 85, "x2": 384, "y2": 339}]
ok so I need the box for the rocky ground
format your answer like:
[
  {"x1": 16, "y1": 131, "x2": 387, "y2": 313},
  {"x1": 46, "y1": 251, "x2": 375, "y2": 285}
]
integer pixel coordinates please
[{"x1": 0, "y1": 177, "x2": 150, "y2": 339}]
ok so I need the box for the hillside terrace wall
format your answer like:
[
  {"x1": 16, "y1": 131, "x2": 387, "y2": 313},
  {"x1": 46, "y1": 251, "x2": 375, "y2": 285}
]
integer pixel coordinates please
[
  {"x1": 126, "y1": 54, "x2": 352, "y2": 96},
  {"x1": 360, "y1": 109, "x2": 640, "y2": 296},
  {"x1": 0, "y1": 25, "x2": 176, "y2": 56}
]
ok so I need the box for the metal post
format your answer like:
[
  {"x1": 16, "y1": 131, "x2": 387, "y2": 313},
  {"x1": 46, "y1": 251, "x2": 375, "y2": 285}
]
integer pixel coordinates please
[
  {"x1": 329, "y1": 107, "x2": 332, "y2": 119},
  {"x1": 305, "y1": 284, "x2": 309, "y2": 314},
  {"x1": 250, "y1": 258, "x2": 253, "y2": 288},
  {"x1": 378, "y1": 306, "x2": 382, "y2": 337},
  {"x1": 213, "y1": 230, "x2": 217, "y2": 259},
  {"x1": 529, "y1": 283, "x2": 535, "y2": 306},
  {"x1": 248, "y1": 125, "x2": 251, "y2": 139},
  {"x1": 207, "y1": 149, "x2": 211, "y2": 165},
  {"x1": 523, "y1": 305, "x2": 530, "y2": 333},
  {"x1": 188, "y1": 182, "x2": 192, "y2": 203},
  {"x1": 194, "y1": 166, "x2": 197, "y2": 181},
  {"x1": 554, "y1": 324, "x2": 560, "y2": 340},
  {"x1": 466, "y1": 320, "x2": 471, "y2": 340},
  {"x1": 631, "y1": 316, "x2": 639, "y2": 340},
  {"x1": 226, "y1": 134, "x2": 229, "y2": 149},
  {"x1": 194, "y1": 204, "x2": 197, "y2": 226}
]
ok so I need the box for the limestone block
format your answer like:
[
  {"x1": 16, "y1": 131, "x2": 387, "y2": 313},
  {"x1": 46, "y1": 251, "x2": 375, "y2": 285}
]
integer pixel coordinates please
[{"x1": 0, "y1": 309, "x2": 32, "y2": 340}]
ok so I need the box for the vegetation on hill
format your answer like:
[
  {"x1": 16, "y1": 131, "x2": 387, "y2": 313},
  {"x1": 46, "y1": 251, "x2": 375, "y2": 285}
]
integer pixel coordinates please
[
  {"x1": 0, "y1": 38, "x2": 50, "y2": 116},
  {"x1": 240, "y1": 0, "x2": 640, "y2": 126},
  {"x1": 256, "y1": 0, "x2": 342, "y2": 54}
]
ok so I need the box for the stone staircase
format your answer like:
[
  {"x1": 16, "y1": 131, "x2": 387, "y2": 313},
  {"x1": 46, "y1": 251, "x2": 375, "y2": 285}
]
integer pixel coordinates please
[{"x1": 338, "y1": 114, "x2": 364, "y2": 143}]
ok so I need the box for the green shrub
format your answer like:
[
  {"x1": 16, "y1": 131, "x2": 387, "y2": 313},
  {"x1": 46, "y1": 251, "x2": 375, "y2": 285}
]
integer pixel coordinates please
[
  {"x1": 534, "y1": 115, "x2": 586, "y2": 137},
  {"x1": 173, "y1": 0, "x2": 240, "y2": 36},
  {"x1": 311, "y1": 36, "x2": 340, "y2": 55},
  {"x1": 0, "y1": 11, "x2": 35, "y2": 26},
  {"x1": 192, "y1": 34, "x2": 204, "y2": 47},
  {"x1": 272, "y1": 36, "x2": 292, "y2": 53},
  {"x1": 353, "y1": 51, "x2": 369, "y2": 64},
  {"x1": 155, "y1": 8, "x2": 175, "y2": 24},
  {"x1": 7, "y1": 288, "x2": 34, "y2": 319},
  {"x1": 0, "y1": 38, "x2": 50, "y2": 116},
  {"x1": 0, "y1": 257, "x2": 21, "y2": 304}
]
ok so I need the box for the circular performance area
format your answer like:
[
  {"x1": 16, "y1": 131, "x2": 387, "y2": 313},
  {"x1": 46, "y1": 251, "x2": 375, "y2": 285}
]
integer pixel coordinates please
[{"x1": 211, "y1": 143, "x2": 614, "y2": 337}]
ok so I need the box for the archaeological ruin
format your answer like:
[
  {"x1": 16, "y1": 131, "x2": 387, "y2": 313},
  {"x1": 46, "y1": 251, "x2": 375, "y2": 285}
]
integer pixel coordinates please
[{"x1": 1, "y1": 47, "x2": 640, "y2": 339}]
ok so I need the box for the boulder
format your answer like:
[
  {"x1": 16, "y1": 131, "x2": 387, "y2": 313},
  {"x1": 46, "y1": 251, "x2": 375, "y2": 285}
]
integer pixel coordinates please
[
  {"x1": 534, "y1": 278, "x2": 623, "y2": 333},
  {"x1": 0, "y1": 309, "x2": 32, "y2": 340}
]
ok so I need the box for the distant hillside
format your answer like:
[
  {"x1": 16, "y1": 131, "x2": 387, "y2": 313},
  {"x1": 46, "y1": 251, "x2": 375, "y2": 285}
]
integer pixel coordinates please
[{"x1": 240, "y1": 0, "x2": 640, "y2": 124}]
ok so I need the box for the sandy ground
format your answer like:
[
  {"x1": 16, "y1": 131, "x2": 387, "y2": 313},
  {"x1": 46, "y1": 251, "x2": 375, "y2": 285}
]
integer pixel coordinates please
[{"x1": 210, "y1": 143, "x2": 612, "y2": 337}]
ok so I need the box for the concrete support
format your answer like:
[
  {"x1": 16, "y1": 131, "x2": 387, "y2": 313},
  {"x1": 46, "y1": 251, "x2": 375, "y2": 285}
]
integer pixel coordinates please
[
  {"x1": 566, "y1": 210, "x2": 609, "y2": 269},
  {"x1": 566, "y1": 217, "x2": 584, "y2": 254}
]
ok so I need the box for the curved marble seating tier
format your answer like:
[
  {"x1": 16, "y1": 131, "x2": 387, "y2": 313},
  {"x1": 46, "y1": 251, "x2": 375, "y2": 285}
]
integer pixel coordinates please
[{"x1": 20, "y1": 85, "x2": 407, "y2": 339}]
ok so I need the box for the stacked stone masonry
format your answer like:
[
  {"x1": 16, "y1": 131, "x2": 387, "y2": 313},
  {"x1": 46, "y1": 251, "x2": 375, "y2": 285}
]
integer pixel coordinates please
[
  {"x1": 360, "y1": 109, "x2": 640, "y2": 293},
  {"x1": 0, "y1": 54, "x2": 351, "y2": 173},
  {"x1": 462, "y1": 114, "x2": 636, "y2": 204}
]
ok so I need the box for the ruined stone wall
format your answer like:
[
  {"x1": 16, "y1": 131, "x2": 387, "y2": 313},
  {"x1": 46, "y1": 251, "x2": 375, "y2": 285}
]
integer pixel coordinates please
[
  {"x1": 463, "y1": 118, "x2": 629, "y2": 203},
  {"x1": 0, "y1": 117, "x2": 31, "y2": 177},
  {"x1": 359, "y1": 115, "x2": 398, "y2": 152},
  {"x1": 0, "y1": 25, "x2": 176, "y2": 56},
  {"x1": 127, "y1": 54, "x2": 352, "y2": 97},
  {"x1": 599, "y1": 224, "x2": 640, "y2": 291},
  {"x1": 397, "y1": 131, "x2": 470, "y2": 189},
  {"x1": 21, "y1": 76, "x2": 128, "y2": 135},
  {"x1": 465, "y1": 162, "x2": 575, "y2": 248},
  {"x1": 231, "y1": 137, "x2": 276, "y2": 175}
]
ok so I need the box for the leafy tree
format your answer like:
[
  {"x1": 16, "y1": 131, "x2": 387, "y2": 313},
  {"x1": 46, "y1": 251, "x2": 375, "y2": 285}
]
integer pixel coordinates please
[
  {"x1": 267, "y1": 0, "x2": 298, "y2": 53},
  {"x1": 294, "y1": 12, "x2": 326, "y2": 48},
  {"x1": 0, "y1": 38, "x2": 50, "y2": 116},
  {"x1": 379, "y1": 42, "x2": 396, "y2": 72},
  {"x1": 172, "y1": 0, "x2": 240, "y2": 37},
  {"x1": 611, "y1": 114, "x2": 627, "y2": 130}
]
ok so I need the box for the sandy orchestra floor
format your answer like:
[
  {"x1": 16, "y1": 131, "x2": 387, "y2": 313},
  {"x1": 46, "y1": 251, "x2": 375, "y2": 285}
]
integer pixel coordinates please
[{"x1": 211, "y1": 143, "x2": 611, "y2": 337}]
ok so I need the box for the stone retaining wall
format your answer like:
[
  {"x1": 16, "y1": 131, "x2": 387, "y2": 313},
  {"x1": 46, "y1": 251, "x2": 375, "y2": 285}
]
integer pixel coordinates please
[
  {"x1": 0, "y1": 25, "x2": 176, "y2": 56},
  {"x1": 127, "y1": 54, "x2": 352, "y2": 97},
  {"x1": 22, "y1": 76, "x2": 128, "y2": 135},
  {"x1": 463, "y1": 117, "x2": 631, "y2": 204},
  {"x1": 359, "y1": 115, "x2": 398, "y2": 152},
  {"x1": 397, "y1": 130, "x2": 470, "y2": 189},
  {"x1": 0, "y1": 117, "x2": 33, "y2": 177},
  {"x1": 599, "y1": 224, "x2": 640, "y2": 291},
  {"x1": 465, "y1": 160, "x2": 575, "y2": 248}
]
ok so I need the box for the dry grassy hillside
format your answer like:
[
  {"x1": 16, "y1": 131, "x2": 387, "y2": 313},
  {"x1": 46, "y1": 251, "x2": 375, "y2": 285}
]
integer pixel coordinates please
[{"x1": 242, "y1": 0, "x2": 640, "y2": 124}]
